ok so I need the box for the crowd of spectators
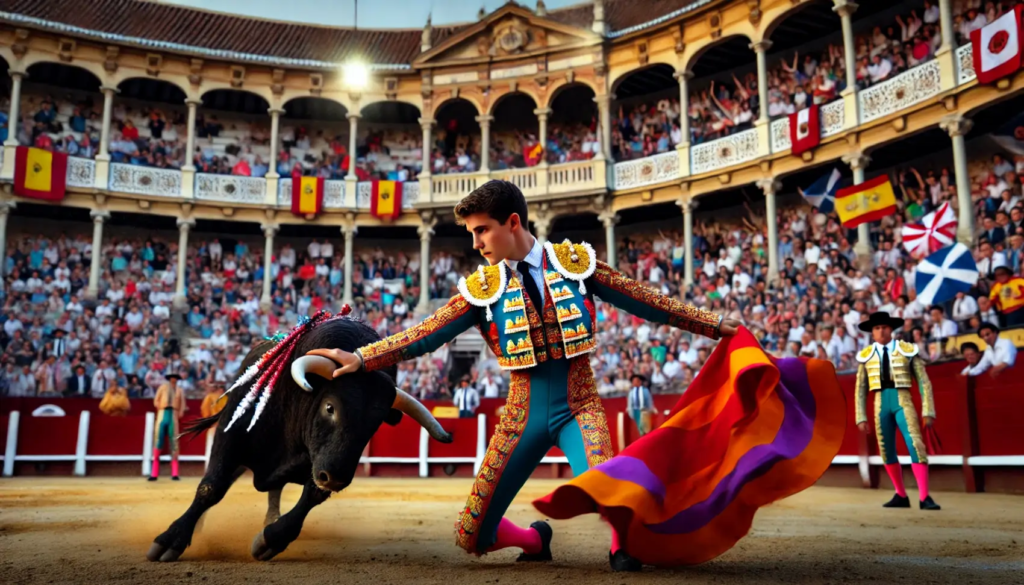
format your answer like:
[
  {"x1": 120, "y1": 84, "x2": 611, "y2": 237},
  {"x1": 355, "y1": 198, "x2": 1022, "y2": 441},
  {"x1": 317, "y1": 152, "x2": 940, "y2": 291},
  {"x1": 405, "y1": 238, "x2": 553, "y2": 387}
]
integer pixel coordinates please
[{"x1": 611, "y1": 0, "x2": 1022, "y2": 158}]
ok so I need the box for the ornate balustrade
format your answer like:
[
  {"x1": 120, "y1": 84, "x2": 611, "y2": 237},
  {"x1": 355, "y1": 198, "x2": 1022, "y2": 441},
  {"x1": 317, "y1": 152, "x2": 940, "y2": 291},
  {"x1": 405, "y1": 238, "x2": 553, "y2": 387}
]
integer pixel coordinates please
[
  {"x1": 858, "y1": 60, "x2": 942, "y2": 123},
  {"x1": 690, "y1": 128, "x2": 760, "y2": 175},
  {"x1": 108, "y1": 163, "x2": 181, "y2": 197},
  {"x1": 194, "y1": 173, "x2": 266, "y2": 204},
  {"x1": 770, "y1": 118, "x2": 791, "y2": 153},
  {"x1": 612, "y1": 151, "x2": 679, "y2": 190},
  {"x1": 549, "y1": 159, "x2": 602, "y2": 194},
  {"x1": 66, "y1": 157, "x2": 95, "y2": 188},
  {"x1": 768, "y1": 99, "x2": 847, "y2": 154},
  {"x1": 492, "y1": 166, "x2": 541, "y2": 197},
  {"x1": 430, "y1": 172, "x2": 482, "y2": 203},
  {"x1": 957, "y1": 43, "x2": 976, "y2": 84}
]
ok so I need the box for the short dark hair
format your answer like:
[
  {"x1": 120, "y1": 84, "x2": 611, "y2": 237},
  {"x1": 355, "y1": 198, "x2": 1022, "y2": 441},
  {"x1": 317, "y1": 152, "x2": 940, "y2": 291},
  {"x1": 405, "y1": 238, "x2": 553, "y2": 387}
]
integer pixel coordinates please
[
  {"x1": 454, "y1": 180, "x2": 528, "y2": 227},
  {"x1": 979, "y1": 322, "x2": 1000, "y2": 335},
  {"x1": 960, "y1": 342, "x2": 980, "y2": 353}
]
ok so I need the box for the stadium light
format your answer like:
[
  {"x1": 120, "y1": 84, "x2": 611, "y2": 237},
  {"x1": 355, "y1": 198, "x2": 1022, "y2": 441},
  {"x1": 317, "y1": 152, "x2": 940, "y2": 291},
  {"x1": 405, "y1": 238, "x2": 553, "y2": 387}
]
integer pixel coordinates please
[{"x1": 343, "y1": 61, "x2": 369, "y2": 90}]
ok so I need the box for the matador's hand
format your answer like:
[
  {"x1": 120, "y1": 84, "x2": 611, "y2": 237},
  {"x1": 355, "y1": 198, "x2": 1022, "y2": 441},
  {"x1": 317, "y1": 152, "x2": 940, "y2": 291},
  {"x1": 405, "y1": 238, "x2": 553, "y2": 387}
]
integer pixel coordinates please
[
  {"x1": 923, "y1": 416, "x2": 935, "y2": 427},
  {"x1": 306, "y1": 348, "x2": 362, "y2": 377},
  {"x1": 719, "y1": 319, "x2": 742, "y2": 336},
  {"x1": 857, "y1": 422, "x2": 869, "y2": 434}
]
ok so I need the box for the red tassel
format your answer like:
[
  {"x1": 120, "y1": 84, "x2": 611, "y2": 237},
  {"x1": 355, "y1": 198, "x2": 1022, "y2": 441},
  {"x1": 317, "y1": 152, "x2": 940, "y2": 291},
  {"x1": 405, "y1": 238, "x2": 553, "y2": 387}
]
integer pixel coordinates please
[
  {"x1": 584, "y1": 298, "x2": 596, "y2": 317},
  {"x1": 489, "y1": 322, "x2": 500, "y2": 345},
  {"x1": 924, "y1": 426, "x2": 943, "y2": 455},
  {"x1": 340, "y1": 304, "x2": 352, "y2": 316}
]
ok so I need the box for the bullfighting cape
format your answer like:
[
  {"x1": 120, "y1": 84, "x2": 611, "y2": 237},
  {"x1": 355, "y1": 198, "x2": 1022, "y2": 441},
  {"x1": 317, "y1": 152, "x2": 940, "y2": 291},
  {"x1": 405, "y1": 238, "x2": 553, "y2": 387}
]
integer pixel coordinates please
[{"x1": 533, "y1": 327, "x2": 846, "y2": 566}]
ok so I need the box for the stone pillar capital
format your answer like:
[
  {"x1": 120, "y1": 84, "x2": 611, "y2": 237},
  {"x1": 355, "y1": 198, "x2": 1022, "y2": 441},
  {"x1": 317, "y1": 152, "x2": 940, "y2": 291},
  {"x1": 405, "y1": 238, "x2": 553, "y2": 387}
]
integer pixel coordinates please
[
  {"x1": 533, "y1": 107, "x2": 553, "y2": 119},
  {"x1": 176, "y1": 218, "x2": 196, "y2": 231},
  {"x1": 756, "y1": 178, "x2": 782, "y2": 196},
  {"x1": 9, "y1": 70, "x2": 26, "y2": 80},
  {"x1": 474, "y1": 115, "x2": 495, "y2": 124},
  {"x1": 261, "y1": 223, "x2": 279, "y2": 237},
  {"x1": 100, "y1": 86, "x2": 120, "y2": 96},
  {"x1": 939, "y1": 114, "x2": 973, "y2": 137},
  {"x1": 185, "y1": 98, "x2": 202, "y2": 107},
  {"x1": 90, "y1": 209, "x2": 110, "y2": 223},
  {"x1": 0, "y1": 200, "x2": 17, "y2": 215},
  {"x1": 341, "y1": 222, "x2": 358, "y2": 237},
  {"x1": 418, "y1": 117, "x2": 435, "y2": 128},
  {"x1": 598, "y1": 210, "x2": 619, "y2": 228},
  {"x1": 841, "y1": 151, "x2": 871, "y2": 171},
  {"x1": 346, "y1": 112, "x2": 362, "y2": 121},
  {"x1": 267, "y1": 107, "x2": 286, "y2": 116},
  {"x1": 832, "y1": 0, "x2": 859, "y2": 18},
  {"x1": 676, "y1": 198, "x2": 697, "y2": 213},
  {"x1": 750, "y1": 40, "x2": 773, "y2": 54},
  {"x1": 593, "y1": 94, "x2": 613, "y2": 106},
  {"x1": 673, "y1": 70, "x2": 694, "y2": 82}
]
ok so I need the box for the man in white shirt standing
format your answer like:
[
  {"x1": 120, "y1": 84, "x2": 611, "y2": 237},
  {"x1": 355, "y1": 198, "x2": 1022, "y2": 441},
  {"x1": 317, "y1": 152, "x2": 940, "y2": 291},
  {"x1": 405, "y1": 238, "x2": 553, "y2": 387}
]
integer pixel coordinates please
[
  {"x1": 626, "y1": 374, "x2": 656, "y2": 437},
  {"x1": 452, "y1": 376, "x2": 481, "y2": 418},
  {"x1": 951, "y1": 292, "x2": 979, "y2": 329},
  {"x1": 307, "y1": 239, "x2": 321, "y2": 260},
  {"x1": 928, "y1": 305, "x2": 958, "y2": 343}
]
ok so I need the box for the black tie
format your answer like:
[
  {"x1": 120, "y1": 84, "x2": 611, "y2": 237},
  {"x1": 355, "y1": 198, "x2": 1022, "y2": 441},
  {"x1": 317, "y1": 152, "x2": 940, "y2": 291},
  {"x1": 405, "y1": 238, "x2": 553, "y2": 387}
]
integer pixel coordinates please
[
  {"x1": 881, "y1": 346, "x2": 893, "y2": 387},
  {"x1": 517, "y1": 261, "x2": 544, "y2": 312}
]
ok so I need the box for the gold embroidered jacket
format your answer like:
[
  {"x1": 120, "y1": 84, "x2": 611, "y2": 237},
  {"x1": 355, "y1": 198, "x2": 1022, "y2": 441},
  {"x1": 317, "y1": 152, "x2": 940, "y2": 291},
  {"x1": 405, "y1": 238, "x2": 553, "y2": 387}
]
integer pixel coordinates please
[
  {"x1": 357, "y1": 242, "x2": 721, "y2": 373},
  {"x1": 854, "y1": 340, "x2": 936, "y2": 424}
]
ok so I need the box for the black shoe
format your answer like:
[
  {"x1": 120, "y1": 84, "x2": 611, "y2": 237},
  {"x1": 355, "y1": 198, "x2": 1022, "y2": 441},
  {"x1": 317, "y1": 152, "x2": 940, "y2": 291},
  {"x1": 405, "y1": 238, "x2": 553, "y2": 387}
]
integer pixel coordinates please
[
  {"x1": 883, "y1": 494, "x2": 910, "y2": 508},
  {"x1": 920, "y1": 496, "x2": 941, "y2": 510},
  {"x1": 147, "y1": 476, "x2": 157, "y2": 482},
  {"x1": 171, "y1": 476, "x2": 180, "y2": 481},
  {"x1": 515, "y1": 521, "x2": 552, "y2": 562},
  {"x1": 609, "y1": 549, "x2": 642, "y2": 572}
]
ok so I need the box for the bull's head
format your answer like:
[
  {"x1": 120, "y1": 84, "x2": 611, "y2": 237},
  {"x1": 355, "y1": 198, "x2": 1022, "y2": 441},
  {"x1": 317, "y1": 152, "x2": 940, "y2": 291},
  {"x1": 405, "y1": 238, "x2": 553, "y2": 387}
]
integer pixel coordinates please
[{"x1": 291, "y1": 354, "x2": 452, "y2": 492}]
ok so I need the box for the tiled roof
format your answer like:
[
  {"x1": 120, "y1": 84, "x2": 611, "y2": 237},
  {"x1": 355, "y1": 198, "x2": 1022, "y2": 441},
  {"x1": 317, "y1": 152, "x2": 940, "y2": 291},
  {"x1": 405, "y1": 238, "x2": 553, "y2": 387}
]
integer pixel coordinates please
[{"x1": 0, "y1": 0, "x2": 709, "y2": 68}]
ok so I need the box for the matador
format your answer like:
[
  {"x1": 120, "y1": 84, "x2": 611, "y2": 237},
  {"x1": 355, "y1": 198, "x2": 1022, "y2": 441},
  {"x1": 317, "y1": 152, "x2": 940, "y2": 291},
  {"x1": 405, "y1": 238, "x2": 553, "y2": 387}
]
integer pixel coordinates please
[
  {"x1": 855, "y1": 311, "x2": 940, "y2": 510},
  {"x1": 310, "y1": 180, "x2": 737, "y2": 571}
]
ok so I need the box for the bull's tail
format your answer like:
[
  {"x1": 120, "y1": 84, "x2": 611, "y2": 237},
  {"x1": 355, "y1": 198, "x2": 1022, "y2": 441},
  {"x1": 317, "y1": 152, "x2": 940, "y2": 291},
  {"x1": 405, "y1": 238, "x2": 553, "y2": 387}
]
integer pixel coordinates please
[{"x1": 179, "y1": 413, "x2": 222, "y2": 441}]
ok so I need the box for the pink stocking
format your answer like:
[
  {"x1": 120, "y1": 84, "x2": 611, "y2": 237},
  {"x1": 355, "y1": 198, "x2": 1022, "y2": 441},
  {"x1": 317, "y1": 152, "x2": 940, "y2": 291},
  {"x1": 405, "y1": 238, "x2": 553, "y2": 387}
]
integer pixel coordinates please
[
  {"x1": 610, "y1": 526, "x2": 623, "y2": 554},
  {"x1": 150, "y1": 449, "x2": 161, "y2": 478},
  {"x1": 171, "y1": 457, "x2": 180, "y2": 478},
  {"x1": 486, "y1": 518, "x2": 541, "y2": 554},
  {"x1": 911, "y1": 463, "x2": 929, "y2": 501},
  {"x1": 884, "y1": 463, "x2": 907, "y2": 497}
]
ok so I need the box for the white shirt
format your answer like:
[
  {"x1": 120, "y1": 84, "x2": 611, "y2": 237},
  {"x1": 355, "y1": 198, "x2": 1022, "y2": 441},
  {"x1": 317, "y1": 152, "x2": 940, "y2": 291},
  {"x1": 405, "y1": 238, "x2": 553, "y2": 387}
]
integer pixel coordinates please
[
  {"x1": 320, "y1": 242, "x2": 334, "y2": 258},
  {"x1": 307, "y1": 241, "x2": 321, "y2": 259},
  {"x1": 504, "y1": 237, "x2": 546, "y2": 305},
  {"x1": 952, "y1": 296, "x2": 979, "y2": 322},
  {"x1": 453, "y1": 386, "x2": 480, "y2": 412},
  {"x1": 930, "y1": 318, "x2": 958, "y2": 340}
]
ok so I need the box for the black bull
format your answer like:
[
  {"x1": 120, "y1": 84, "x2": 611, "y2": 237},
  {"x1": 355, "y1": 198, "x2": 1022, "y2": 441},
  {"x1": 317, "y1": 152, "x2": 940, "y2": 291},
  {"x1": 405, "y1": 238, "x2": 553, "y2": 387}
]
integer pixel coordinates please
[{"x1": 147, "y1": 318, "x2": 452, "y2": 562}]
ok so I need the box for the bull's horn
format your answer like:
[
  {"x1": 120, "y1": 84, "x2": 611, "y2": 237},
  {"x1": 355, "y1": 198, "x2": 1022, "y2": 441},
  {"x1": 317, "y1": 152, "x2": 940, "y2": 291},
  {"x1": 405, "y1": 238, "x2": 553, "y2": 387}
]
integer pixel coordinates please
[
  {"x1": 291, "y1": 355, "x2": 336, "y2": 392},
  {"x1": 393, "y1": 388, "x2": 453, "y2": 443}
]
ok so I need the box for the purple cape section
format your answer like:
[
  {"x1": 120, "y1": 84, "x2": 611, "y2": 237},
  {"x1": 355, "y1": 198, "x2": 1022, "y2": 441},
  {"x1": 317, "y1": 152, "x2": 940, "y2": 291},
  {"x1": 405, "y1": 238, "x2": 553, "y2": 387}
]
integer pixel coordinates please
[
  {"x1": 594, "y1": 456, "x2": 667, "y2": 504},
  {"x1": 634, "y1": 358, "x2": 816, "y2": 534}
]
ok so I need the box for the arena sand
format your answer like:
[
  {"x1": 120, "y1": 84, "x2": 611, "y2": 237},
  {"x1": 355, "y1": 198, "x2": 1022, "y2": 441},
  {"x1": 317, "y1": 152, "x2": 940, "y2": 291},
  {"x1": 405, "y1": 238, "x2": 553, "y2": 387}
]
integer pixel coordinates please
[{"x1": 1, "y1": 477, "x2": 1021, "y2": 584}]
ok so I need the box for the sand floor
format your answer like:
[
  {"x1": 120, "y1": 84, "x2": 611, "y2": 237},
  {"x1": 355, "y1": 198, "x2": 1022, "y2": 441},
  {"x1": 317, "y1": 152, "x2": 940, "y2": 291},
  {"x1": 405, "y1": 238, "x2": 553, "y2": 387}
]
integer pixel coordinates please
[{"x1": 0, "y1": 477, "x2": 1022, "y2": 584}]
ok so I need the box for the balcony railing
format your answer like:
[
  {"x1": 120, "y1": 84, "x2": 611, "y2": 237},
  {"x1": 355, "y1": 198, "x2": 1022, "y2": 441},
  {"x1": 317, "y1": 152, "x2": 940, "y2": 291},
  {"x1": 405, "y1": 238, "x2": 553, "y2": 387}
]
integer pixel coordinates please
[
  {"x1": 108, "y1": 163, "x2": 181, "y2": 197},
  {"x1": 549, "y1": 159, "x2": 601, "y2": 194},
  {"x1": 957, "y1": 43, "x2": 976, "y2": 84},
  {"x1": 430, "y1": 172, "x2": 482, "y2": 203},
  {"x1": 768, "y1": 98, "x2": 847, "y2": 153},
  {"x1": 612, "y1": 151, "x2": 679, "y2": 190},
  {"x1": 690, "y1": 127, "x2": 759, "y2": 175},
  {"x1": 195, "y1": 173, "x2": 266, "y2": 204},
  {"x1": 66, "y1": 156, "x2": 95, "y2": 188},
  {"x1": 858, "y1": 59, "x2": 942, "y2": 123},
  {"x1": 492, "y1": 166, "x2": 541, "y2": 197}
]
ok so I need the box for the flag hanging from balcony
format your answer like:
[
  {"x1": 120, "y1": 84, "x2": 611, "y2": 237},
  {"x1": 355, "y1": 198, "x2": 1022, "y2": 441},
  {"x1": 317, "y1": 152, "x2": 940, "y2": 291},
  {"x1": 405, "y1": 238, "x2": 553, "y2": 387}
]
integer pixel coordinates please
[
  {"x1": 370, "y1": 180, "x2": 403, "y2": 220},
  {"x1": 13, "y1": 146, "x2": 67, "y2": 201},
  {"x1": 788, "y1": 104, "x2": 820, "y2": 156},
  {"x1": 834, "y1": 175, "x2": 897, "y2": 228},
  {"x1": 971, "y1": 5, "x2": 1023, "y2": 85},
  {"x1": 291, "y1": 172, "x2": 324, "y2": 217}
]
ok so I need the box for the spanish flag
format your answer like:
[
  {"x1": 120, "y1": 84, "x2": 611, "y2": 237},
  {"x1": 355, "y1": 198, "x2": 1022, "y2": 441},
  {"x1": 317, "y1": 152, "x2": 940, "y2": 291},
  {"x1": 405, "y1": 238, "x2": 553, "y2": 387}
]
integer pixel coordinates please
[
  {"x1": 291, "y1": 172, "x2": 324, "y2": 217},
  {"x1": 370, "y1": 180, "x2": 403, "y2": 220},
  {"x1": 14, "y1": 147, "x2": 68, "y2": 201},
  {"x1": 834, "y1": 175, "x2": 897, "y2": 228}
]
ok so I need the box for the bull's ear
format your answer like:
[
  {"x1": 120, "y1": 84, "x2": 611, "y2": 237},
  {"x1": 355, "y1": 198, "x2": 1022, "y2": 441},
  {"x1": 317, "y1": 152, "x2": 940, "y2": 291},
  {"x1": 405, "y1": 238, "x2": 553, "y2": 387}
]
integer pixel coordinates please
[{"x1": 384, "y1": 409, "x2": 403, "y2": 426}]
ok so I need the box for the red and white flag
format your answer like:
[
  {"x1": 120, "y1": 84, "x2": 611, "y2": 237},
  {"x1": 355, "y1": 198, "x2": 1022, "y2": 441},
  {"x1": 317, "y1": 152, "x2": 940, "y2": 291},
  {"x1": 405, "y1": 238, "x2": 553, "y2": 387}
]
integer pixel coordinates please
[
  {"x1": 971, "y1": 6, "x2": 1024, "y2": 84},
  {"x1": 788, "y1": 104, "x2": 820, "y2": 156},
  {"x1": 901, "y1": 201, "x2": 958, "y2": 259}
]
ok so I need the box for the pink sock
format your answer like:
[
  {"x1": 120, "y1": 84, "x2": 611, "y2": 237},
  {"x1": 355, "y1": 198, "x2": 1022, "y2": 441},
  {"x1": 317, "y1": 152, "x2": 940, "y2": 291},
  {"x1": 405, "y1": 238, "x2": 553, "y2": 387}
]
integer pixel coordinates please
[
  {"x1": 486, "y1": 518, "x2": 541, "y2": 554},
  {"x1": 884, "y1": 463, "x2": 907, "y2": 497},
  {"x1": 151, "y1": 449, "x2": 161, "y2": 478},
  {"x1": 911, "y1": 463, "x2": 930, "y2": 501},
  {"x1": 171, "y1": 458, "x2": 180, "y2": 477},
  {"x1": 610, "y1": 526, "x2": 622, "y2": 554}
]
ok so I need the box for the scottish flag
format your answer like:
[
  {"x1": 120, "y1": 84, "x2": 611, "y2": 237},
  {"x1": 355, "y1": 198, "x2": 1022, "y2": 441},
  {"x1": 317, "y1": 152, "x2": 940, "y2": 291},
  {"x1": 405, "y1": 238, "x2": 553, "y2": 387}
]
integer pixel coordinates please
[
  {"x1": 915, "y1": 243, "x2": 980, "y2": 306},
  {"x1": 799, "y1": 168, "x2": 842, "y2": 213}
]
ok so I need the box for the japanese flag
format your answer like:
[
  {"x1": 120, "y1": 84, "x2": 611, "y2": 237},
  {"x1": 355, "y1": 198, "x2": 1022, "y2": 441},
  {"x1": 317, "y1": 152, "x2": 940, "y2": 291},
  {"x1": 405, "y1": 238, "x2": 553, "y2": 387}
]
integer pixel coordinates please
[
  {"x1": 789, "y1": 104, "x2": 820, "y2": 156},
  {"x1": 971, "y1": 6, "x2": 1024, "y2": 85}
]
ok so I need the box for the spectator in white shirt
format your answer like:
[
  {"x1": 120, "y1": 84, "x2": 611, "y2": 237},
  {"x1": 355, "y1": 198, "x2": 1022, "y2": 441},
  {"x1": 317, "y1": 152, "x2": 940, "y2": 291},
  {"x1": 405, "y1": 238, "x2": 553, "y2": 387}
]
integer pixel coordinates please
[
  {"x1": 307, "y1": 240, "x2": 321, "y2": 259},
  {"x1": 976, "y1": 322, "x2": 1018, "y2": 376},
  {"x1": 928, "y1": 305, "x2": 958, "y2": 341},
  {"x1": 951, "y1": 292, "x2": 979, "y2": 328},
  {"x1": 320, "y1": 240, "x2": 334, "y2": 259},
  {"x1": 209, "y1": 239, "x2": 223, "y2": 263}
]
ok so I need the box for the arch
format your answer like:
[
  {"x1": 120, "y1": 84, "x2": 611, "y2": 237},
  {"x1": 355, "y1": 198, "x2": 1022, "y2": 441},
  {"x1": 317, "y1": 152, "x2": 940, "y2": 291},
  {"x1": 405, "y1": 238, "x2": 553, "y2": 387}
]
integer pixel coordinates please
[
  {"x1": 284, "y1": 96, "x2": 349, "y2": 120},
  {"x1": 763, "y1": 1, "x2": 843, "y2": 55},
  {"x1": 683, "y1": 34, "x2": 755, "y2": 79},
  {"x1": 201, "y1": 88, "x2": 271, "y2": 115},
  {"x1": 544, "y1": 78, "x2": 598, "y2": 109},
  {"x1": 431, "y1": 95, "x2": 483, "y2": 119},
  {"x1": 610, "y1": 63, "x2": 677, "y2": 101},
  {"x1": 360, "y1": 100, "x2": 421, "y2": 124},
  {"x1": 548, "y1": 83, "x2": 597, "y2": 127},
  {"x1": 488, "y1": 89, "x2": 540, "y2": 116},
  {"x1": 491, "y1": 92, "x2": 539, "y2": 134},
  {"x1": 25, "y1": 61, "x2": 102, "y2": 92},
  {"x1": 607, "y1": 53, "x2": 678, "y2": 94},
  {"x1": 116, "y1": 77, "x2": 188, "y2": 105},
  {"x1": 434, "y1": 97, "x2": 481, "y2": 161}
]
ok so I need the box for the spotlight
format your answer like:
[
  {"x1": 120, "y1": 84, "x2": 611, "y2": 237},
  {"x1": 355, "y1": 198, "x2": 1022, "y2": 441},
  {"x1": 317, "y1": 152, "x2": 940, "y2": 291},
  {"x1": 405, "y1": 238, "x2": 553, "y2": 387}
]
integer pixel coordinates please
[{"x1": 343, "y1": 61, "x2": 369, "y2": 90}]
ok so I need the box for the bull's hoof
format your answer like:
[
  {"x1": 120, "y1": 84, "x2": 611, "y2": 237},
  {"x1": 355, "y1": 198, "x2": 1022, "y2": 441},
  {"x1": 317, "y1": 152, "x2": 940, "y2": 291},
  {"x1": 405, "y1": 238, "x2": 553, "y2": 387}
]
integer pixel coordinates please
[
  {"x1": 146, "y1": 542, "x2": 183, "y2": 562},
  {"x1": 251, "y1": 529, "x2": 282, "y2": 561}
]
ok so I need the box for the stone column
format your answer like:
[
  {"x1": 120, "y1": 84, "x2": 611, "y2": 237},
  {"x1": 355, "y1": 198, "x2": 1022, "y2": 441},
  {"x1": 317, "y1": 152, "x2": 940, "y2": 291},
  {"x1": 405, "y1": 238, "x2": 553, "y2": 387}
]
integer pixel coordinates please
[
  {"x1": 599, "y1": 210, "x2": 619, "y2": 270},
  {"x1": 0, "y1": 200, "x2": 15, "y2": 278},
  {"x1": 86, "y1": 210, "x2": 110, "y2": 300},
  {"x1": 345, "y1": 112, "x2": 361, "y2": 181},
  {"x1": 418, "y1": 117, "x2": 434, "y2": 202},
  {"x1": 94, "y1": 86, "x2": 117, "y2": 189},
  {"x1": 594, "y1": 94, "x2": 612, "y2": 161},
  {"x1": 265, "y1": 107, "x2": 284, "y2": 204},
  {"x1": 533, "y1": 211, "x2": 553, "y2": 246},
  {"x1": 174, "y1": 218, "x2": 195, "y2": 309},
  {"x1": 260, "y1": 223, "x2": 278, "y2": 310},
  {"x1": 674, "y1": 71, "x2": 693, "y2": 176},
  {"x1": 940, "y1": 114, "x2": 975, "y2": 245},
  {"x1": 937, "y1": 0, "x2": 955, "y2": 50},
  {"x1": 678, "y1": 198, "x2": 696, "y2": 288},
  {"x1": 534, "y1": 108, "x2": 551, "y2": 164},
  {"x1": 750, "y1": 40, "x2": 772, "y2": 124},
  {"x1": 832, "y1": 0, "x2": 859, "y2": 92},
  {"x1": 842, "y1": 152, "x2": 873, "y2": 260},
  {"x1": 2, "y1": 71, "x2": 25, "y2": 179},
  {"x1": 475, "y1": 115, "x2": 493, "y2": 173},
  {"x1": 757, "y1": 178, "x2": 782, "y2": 283},
  {"x1": 417, "y1": 212, "x2": 436, "y2": 315},
  {"x1": 935, "y1": 0, "x2": 957, "y2": 89},
  {"x1": 341, "y1": 215, "x2": 357, "y2": 305},
  {"x1": 181, "y1": 99, "x2": 200, "y2": 198}
]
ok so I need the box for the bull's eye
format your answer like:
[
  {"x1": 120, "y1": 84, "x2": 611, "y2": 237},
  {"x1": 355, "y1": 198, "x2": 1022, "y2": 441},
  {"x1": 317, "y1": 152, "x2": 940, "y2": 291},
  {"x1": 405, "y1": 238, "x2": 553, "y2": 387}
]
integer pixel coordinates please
[{"x1": 325, "y1": 403, "x2": 335, "y2": 416}]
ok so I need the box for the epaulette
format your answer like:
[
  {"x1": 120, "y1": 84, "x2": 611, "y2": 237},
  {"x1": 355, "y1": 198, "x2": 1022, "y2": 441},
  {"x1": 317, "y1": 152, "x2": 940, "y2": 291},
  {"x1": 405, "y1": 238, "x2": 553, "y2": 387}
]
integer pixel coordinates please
[
  {"x1": 544, "y1": 239, "x2": 597, "y2": 294},
  {"x1": 856, "y1": 346, "x2": 875, "y2": 363},
  {"x1": 896, "y1": 340, "x2": 919, "y2": 357},
  {"x1": 457, "y1": 264, "x2": 507, "y2": 321}
]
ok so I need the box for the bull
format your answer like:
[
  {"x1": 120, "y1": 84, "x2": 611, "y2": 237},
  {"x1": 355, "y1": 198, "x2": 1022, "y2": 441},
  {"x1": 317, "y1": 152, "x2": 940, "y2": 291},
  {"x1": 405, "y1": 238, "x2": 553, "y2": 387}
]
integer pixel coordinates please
[{"x1": 146, "y1": 317, "x2": 451, "y2": 562}]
